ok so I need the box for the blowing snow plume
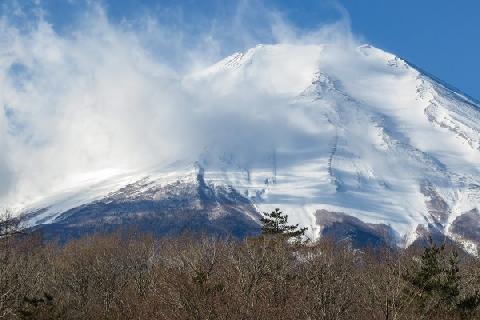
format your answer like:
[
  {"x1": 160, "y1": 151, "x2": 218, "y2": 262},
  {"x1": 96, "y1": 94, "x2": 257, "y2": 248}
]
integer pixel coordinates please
[{"x1": 0, "y1": 1, "x2": 356, "y2": 207}]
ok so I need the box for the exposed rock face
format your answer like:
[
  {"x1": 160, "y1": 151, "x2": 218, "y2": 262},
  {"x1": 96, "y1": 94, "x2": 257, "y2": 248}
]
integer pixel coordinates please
[
  {"x1": 450, "y1": 209, "x2": 480, "y2": 245},
  {"x1": 409, "y1": 224, "x2": 456, "y2": 249},
  {"x1": 420, "y1": 180, "x2": 450, "y2": 227},
  {"x1": 315, "y1": 209, "x2": 397, "y2": 248},
  {"x1": 29, "y1": 172, "x2": 261, "y2": 242}
]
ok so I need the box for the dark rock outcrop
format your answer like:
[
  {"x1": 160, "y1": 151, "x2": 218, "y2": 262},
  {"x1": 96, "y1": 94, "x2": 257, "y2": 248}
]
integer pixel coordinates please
[
  {"x1": 450, "y1": 208, "x2": 480, "y2": 245},
  {"x1": 28, "y1": 173, "x2": 261, "y2": 242},
  {"x1": 315, "y1": 209, "x2": 397, "y2": 248}
]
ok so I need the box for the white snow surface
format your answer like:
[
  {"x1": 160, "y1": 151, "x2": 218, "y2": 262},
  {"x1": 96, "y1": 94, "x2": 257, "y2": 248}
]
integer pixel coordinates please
[{"x1": 14, "y1": 43, "x2": 480, "y2": 246}]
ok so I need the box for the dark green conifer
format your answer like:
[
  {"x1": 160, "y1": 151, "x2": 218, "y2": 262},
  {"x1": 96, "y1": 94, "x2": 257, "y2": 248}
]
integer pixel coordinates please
[
  {"x1": 404, "y1": 237, "x2": 480, "y2": 319},
  {"x1": 260, "y1": 208, "x2": 307, "y2": 239}
]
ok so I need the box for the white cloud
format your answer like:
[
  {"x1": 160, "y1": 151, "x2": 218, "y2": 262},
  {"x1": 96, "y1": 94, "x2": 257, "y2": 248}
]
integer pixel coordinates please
[{"x1": 0, "y1": 1, "x2": 359, "y2": 207}]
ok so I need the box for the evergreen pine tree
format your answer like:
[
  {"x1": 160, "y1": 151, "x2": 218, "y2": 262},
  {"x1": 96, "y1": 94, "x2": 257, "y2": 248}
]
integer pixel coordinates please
[
  {"x1": 260, "y1": 208, "x2": 307, "y2": 239},
  {"x1": 404, "y1": 237, "x2": 480, "y2": 319}
]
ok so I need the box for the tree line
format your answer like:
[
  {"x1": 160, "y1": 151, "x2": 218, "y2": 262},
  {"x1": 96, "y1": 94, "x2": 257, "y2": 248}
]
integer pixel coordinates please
[{"x1": 1, "y1": 209, "x2": 480, "y2": 319}]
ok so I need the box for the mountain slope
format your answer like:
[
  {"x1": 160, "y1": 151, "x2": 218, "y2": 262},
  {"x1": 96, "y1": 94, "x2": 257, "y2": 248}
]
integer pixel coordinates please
[
  {"x1": 26, "y1": 168, "x2": 261, "y2": 241},
  {"x1": 19, "y1": 43, "x2": 480, "y2": 249}
]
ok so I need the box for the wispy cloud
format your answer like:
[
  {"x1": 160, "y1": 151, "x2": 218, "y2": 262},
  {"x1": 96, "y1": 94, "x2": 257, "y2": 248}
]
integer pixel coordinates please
[{"x1": 0, "y1": 0, "x2": 359, "y2": 207}]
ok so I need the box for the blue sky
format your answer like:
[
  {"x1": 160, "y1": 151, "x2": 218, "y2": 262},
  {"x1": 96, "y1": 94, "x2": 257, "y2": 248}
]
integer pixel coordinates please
[
  {"x1": 2, "y1": 0, "x2": 479, "y2": 99},
  {"x1": 273, "y1": 0, "x2": 480, "y2": 100}
]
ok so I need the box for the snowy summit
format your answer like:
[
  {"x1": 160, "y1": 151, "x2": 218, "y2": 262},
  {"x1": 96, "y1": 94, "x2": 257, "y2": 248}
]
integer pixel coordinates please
[{"x1": 8, "y1": 43, "x2": 480, "y2": 250}]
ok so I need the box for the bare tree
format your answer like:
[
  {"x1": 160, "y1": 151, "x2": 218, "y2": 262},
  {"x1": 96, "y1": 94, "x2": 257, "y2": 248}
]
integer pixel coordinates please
[{"x1": 0, "y1": 209, "x2": 23, "y2": 239}]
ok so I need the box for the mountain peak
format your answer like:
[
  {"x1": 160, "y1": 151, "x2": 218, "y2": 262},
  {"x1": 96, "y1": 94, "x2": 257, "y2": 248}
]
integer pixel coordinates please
[{"x1": 20, "y1": 43, "x2": 480, "y2": 250}]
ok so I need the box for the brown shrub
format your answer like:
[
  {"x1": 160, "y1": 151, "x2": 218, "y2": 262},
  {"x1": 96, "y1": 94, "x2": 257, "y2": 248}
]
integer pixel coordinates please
[{"x1": 0, "y1": 230, "x2": 479, "y2": 319}]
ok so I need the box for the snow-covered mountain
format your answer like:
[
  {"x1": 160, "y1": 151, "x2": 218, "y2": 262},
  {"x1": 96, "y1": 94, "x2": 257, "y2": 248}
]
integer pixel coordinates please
[{"x1": 18, "y1": 43, "x2": 480, "y2": 250}]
